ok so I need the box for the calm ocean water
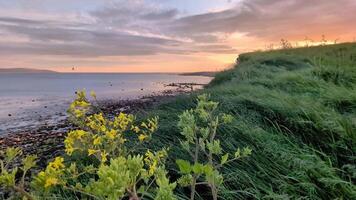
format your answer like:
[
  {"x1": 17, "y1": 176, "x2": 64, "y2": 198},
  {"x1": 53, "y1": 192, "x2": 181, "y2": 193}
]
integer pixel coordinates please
[{"x1": 0, "y1": 73, "x2": 212, "y2": 134}]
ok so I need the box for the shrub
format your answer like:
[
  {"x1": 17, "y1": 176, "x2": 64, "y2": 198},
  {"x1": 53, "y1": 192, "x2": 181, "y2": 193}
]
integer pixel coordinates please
[
  {"x1": 175, "y1": 94, "x2": 251, "y2": 200},
  {"x1": 1, "y1": 92, "x2": 248, "y2": 200},
  {"x1": 1, "y1": 91, "x2": 176, "y2": 200}
]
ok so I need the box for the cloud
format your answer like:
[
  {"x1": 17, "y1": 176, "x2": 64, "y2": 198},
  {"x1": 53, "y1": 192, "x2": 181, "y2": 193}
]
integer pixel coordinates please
[
  {"x1": 0, "y1": 24, "x2": 182, "y2": 57},
  {"x1": 0, "y1": 0, "x2": 239, "y2": 58},
  {"x1": 141, "y1": 9, "x2": 178, "y2": 21},
  {"x1": 0, "y1": 0, "x2": 355, "y2": 65},
  {"x1": 167, "y1": 0, "x2": 356, "y2": 40},
  {"x1": 90, "y1": 0, "x2": 178, "y2": 29}
]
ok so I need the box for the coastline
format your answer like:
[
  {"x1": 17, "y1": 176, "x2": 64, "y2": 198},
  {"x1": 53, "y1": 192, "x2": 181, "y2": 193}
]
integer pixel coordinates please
[
  {"x1": 0, "y1": 88, "x2": 196, "y2": 168},
  {"x1": 179, "y1": 71, "x2": 217, "y2": 77}
]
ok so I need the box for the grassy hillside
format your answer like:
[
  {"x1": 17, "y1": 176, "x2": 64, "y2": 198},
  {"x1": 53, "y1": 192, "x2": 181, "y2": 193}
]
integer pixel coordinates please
[{"x1": 145, "y1": 43, "x2": 356, "y2": 199}]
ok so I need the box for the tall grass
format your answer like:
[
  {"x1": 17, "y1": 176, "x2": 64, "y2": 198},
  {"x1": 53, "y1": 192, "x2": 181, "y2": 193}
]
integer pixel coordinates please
[{"x1": 142, "y1": 43, "x2": 356, "y2": 199}]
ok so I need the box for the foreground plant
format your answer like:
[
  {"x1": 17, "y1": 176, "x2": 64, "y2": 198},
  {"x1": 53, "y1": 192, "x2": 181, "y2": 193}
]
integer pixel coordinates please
[
  {"x1": 0, "y1": 147, "x2": 37, "y2": 200},
  {"x1": 176, "y1": 94, "x2": 251, "y2": 200},
  {"x1": 1, "y1": 91, "x2": 176, "y2": 200},
  {"x1": 0, "y1": 92, "x2": 250, "y2": 200}
]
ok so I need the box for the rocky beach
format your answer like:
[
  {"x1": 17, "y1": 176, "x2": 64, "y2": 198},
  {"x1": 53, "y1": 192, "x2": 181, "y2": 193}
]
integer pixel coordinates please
[{"x1": 0, "y1": 85, "x2": 201, "y2": 168}]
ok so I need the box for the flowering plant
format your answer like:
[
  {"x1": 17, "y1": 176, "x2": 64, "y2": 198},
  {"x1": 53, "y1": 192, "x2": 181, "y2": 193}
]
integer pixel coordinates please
[
  {"x1": 0, "y1": 92, "x2": 250, "y2": 200},
  {"x1": 1, "y1": 91, "x2": 176, "y2": 200}
]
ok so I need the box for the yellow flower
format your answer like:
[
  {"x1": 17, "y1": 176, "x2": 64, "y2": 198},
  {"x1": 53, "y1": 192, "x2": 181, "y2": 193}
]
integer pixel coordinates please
[
  {"x1": 48, "y1": 157, "x2": 65, "y2": 170},
  {"x1": 141, "y1": 122, "x2": 148, "y2": 129},
  {"x1": 88, "y1": 149, "x2": 97, "y2": 156},
  {"x1": 38, "y1": 171, "x2": 45, "y2": 178},
  {"x1": 93, "y1": 136, "x2": 102, "y2": 145},
  {"x1": 148, "y1": 160, "x2": 157, "y2": 176},
  {"x1": 87, "y1": 120, "x2": 96, "y2": 129},
  {"x1": 138, "y1": 134, "x2": 147, "y2": 142},
  {"x1": 90, "y1": 90, "x2": 96, "y2": 98},
  {"x1": 70, "y1": 130, "x2": 87, "y2": 140},
  {"x1": 100, "y1": 125, "x2": 107, "y2": 132},
  {"x1": 132, "y1": 126, "x2": 140, "y2": 133},
  {"x1": 74, "y1": 109, "x2": 84, "y2": 118},
  {"x1": 105, "y1": 129, "x2": 117, "y2": 140},
  {"x1": 64, "y1": 136, "x2": 75, "y2": 155},
  {"x1": 65, "y1": 146, "x2": 74, "y2": 156},
  {"x1": 77, "y1": 100, "x2": 90, "y2": 107},
  {"x1": 96, "y1": 113, "x2": 105, "y2": 122},
  {"x1": 157, "y1": 150, "x2": 167, "y2": 158},
  {"x1": 101, "y1": 151, "x2": 108, "y2": 163},
  {"x1": 114, "y1": 113, "x2": 134, "y2": 130},
  {"x1": 145, "y1": 150, "x2": 154, "y2": 161},
  {"x1": 69, "y1": 102, "x2": 76, "y2": 110},
  {"x1": 45, "y1": 177, "x2": 59, "y2": 188}
]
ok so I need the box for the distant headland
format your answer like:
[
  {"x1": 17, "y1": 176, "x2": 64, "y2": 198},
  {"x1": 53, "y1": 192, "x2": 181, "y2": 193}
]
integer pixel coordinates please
[
  {"x1": 0, "y1": 68, "x2": 57, "y2": 73},
  {"x1": 179, "y1": 71, "x2": 217, "y2": 77}
]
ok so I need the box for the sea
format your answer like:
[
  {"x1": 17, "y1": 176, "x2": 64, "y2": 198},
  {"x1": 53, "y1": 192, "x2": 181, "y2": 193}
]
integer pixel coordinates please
[{"x1": 0, "y1": 73, "x2": 212, "y2": 134}]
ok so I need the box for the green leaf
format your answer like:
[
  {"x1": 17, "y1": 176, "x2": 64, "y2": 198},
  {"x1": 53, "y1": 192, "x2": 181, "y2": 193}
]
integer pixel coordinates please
[
  {"x1": 200, "y1": 127, "x2": 210, "y2": 139},
  {"x1": 203, "y1": 164, "x2": 214, "y2": 176},
  {"x1": 137, "y1": 185, "x2": 146, "y2": 194},
  {"x1": 207, "y1": 140, "x2": 222, "y2": 155},
  {"x1": 192, "y1": 163, "x2": 205, "y2": 174},
  {"x1": 176, "y1": 159, "x2": 191, "y2": 174},
  {"x1": 0, "y1": 167, "x2": 18, "y2": 186},
  {"x1": 242, "y1": 147, "x2": 252, "y2": 157},
  {"x1": 4, "y1": 147, "x2": 22, "y2": 163},
  {"x1": 155, "y1": 168, "x2": 177, "y2": 200},
  {"x1": 180, "y1": 140, "x2": 190, "y2": 152},
  {"x1": 205, "y1": 170, "x2": 224, "y2": 186},
  {"x1": 22, "y1": 155, "x2": 37, "y2": 171},
  {"x1": 177, "y1": 174, "x2": 193, "y2": 187},
  {"x1": 234, "y1": 148, "x2": 241, "y2": 158},
  {"x1": 221, "y1": 153, "x2": 229, "y2": 165}
]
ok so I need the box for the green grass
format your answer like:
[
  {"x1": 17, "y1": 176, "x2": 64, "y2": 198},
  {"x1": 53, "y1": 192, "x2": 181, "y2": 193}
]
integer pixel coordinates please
[{"x1": 142, "y1": 43, "x2": 356, "y2": 199}]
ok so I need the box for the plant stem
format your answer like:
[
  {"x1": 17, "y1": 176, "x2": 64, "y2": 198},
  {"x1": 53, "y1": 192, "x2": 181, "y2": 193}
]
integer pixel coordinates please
[
  {"x1": 141, "y1": 177, "x2": 156, "y2": 199},
  {"x1": 63, "y1": 185, "x2": 100, "y2": 200},
  {"x1": 129, "y1": 193, "x2": 140, "y2": 200},
  {"x1": 20, "y1": 169, "x2": 27, "y2": 188},
  {"x1": 210, "y1": 184, "x2": 218, "y2": 200},
  {"x1": 13, "y1": 185, "x2": 34, "y2": 200},
  {"x1": 128, "y1": 189, "x2": 140, "y2": 200},
  {"x1": 190, "y1": 135, "x2": 200, "y2": 200},
  {"x1": 190, "y1": 176, "x2": 197, "y2": 200},
  {"x1": 207, "y1": 116, "x2": 219, "y2": 200}
]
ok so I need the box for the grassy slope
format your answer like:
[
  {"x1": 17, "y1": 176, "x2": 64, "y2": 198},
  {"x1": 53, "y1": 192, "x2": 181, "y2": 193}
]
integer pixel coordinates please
[{"x1": 144, "y1": 43, "x2": 356, "y2": 199}]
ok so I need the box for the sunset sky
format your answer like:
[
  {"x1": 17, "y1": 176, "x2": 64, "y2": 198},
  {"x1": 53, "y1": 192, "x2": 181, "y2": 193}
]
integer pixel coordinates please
[{"x1": 0, "y1": 0, "x2": 355, "y2": 72}]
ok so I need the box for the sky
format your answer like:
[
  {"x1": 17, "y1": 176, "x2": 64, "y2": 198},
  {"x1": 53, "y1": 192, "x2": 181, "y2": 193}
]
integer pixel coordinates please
[{"x1": 0, "y1": 0, "x2": 356, "y2": 72}]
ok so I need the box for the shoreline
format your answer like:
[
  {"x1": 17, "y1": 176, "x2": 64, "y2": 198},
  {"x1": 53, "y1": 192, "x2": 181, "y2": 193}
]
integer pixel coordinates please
[
  {"x1": 0, "y1": 88, "x2": 194, "y2": 168},
  {"x1": 0, "y1": 73, "x2": 213, "y2": 134}
]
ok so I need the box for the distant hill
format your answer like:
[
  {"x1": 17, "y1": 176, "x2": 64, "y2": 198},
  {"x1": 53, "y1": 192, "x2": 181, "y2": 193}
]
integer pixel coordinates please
[
  {"x1": 179, "y1": 71, "x2": 217, "y2": 77},
  {"x1": 0, "y1": 68, "x2": 57, "y2": 73}
]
